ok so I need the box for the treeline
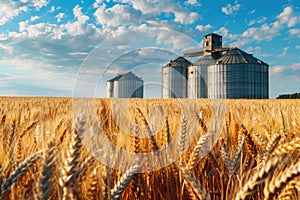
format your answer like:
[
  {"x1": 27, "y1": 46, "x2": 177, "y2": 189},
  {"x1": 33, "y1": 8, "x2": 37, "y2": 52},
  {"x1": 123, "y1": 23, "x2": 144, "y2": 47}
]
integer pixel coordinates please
[{"x1": 277, "y1": 92, "x2": 300, "y2": 99}]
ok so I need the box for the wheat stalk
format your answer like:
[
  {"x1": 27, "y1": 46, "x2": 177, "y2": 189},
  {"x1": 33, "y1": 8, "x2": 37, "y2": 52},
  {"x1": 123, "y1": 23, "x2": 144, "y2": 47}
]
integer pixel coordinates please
[
  {"x1": 179, "y1": 115, "x2": 187, "y2": 164},
  {"x1": 111, "y1": 160, "x2": 141, "y2": 200},
  {"x1": 38, "y1": 141, "x2": 57, "y2": 200},
  {"x1": 263, "y1": 159, "x2": 300, "y2": 199},
  {"x1": 0, "y1": 150, "x2": 43, "y2": 198},
  {"x1": 186, "y1": 133, "x2": 210, "y2": 171},
  {"x1": 234, "y1": 155, "x2": 282, "y2": 200},
  {"x1": 175, "y1": 162, "x2": 211, "y2": 200},
  {"x1": 59, "y1": 114, "x2": 85, "y2": 200},
  {"x1": 87, "y1": 167, "x2": 99, "y2": 200}
]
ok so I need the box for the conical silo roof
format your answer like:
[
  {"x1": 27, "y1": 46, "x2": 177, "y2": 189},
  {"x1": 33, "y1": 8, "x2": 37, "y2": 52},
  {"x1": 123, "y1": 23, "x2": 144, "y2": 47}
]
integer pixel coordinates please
[
  {"x1": 193, "y1": 55, "x2": 216, "y2": 66},
  {"x1": 215, "y1": 48, "x2": 268, "y2": 65},
  {"x1": 163, "y1": 56, "x2": 192, "y2": 68},
  {"x1": 107, "y1": 71, "x2": 143, "y2": 82}
]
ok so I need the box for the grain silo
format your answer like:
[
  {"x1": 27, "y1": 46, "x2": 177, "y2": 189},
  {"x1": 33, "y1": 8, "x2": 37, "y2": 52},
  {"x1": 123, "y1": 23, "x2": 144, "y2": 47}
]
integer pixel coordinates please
[
  {"x1": 188, "y1": 55, "x2": 215, "y2": 98},
  {"x1": 162, "y1": 56, "x2": 191, "y2": 98},
  {"x1": 106, "y1": 71, "x2": 143, "y2": 98},
  {"x1": 207, "y1": 48, "x2": 269, "y2": 99}
]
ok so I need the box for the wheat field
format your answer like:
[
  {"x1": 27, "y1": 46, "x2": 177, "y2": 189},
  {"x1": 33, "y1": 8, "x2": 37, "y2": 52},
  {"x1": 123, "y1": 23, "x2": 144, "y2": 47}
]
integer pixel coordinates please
[{"x1": 0, "y1": 97, "x2": 300, "y2": 200}]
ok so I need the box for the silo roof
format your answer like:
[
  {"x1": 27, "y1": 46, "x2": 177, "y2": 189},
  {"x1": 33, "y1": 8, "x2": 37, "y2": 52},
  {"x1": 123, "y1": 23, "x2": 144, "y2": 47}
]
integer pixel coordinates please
[
  {"x1": 107, "y1": 71, "x2": 143, "y2": 82},
  {"x1": 193, "y1": 55, "x2": 215, "y2": 66},
  {"x1": 163, "y1": 56, "x2": 192, "y2": 68},
  {"x1": 215, "y1": 48, "x2": 268, "y2": 65}
]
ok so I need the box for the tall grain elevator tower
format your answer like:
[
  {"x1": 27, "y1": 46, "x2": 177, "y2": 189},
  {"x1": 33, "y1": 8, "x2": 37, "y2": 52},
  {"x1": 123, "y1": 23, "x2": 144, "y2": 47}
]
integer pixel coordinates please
[{"x1": 203, "y1": 33, "x2": 222, "y2": 59}]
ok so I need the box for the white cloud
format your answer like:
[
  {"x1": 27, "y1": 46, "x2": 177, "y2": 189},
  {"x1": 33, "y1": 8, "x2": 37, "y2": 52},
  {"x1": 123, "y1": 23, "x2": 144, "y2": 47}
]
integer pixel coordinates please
[
  {"x1": 289, "y1": 29, "x2": 300, "y2": 38},
  {"x1": 113, "y1": 0, "x2": 199, "y2": 24},
  {"x1": 174, "y1": 11, "x2": 198, "y2": 24},
  {"x1": 230, "y1": 6, "x2": 300, "y2": 47},
  {"x1": 270, "y1": 66, "x2": 285, "y2": 77},
  {"x1": 196, "y1": 24, "x2": 212, "y2": 33},
  {"x1": 55, "y1": 13, "x2": 65, "y2": 22},
  {"x1": 64, "y1": 5, "x2": 89, "y2": 35},
  {"x1": 0, "y1": 43, "x2": 13, "y2": 54},
  {"x1": 94, "y1": 4, "x2": 142, "y2": 27},
  {"x1": 270, "y1": 63, "x2": 300, "y2": 77},
  {"x1": 278, "y1": 47, "x2": 289, "y2": 58},
  {"x1": 296, "y1": 45, "x2": 300, "y2": 49},
  {"x1": 30, "y1": 15, "x2": 39, "y2": 22},
  {"x1": 249, "y1": 9, "x2": 256, "y2": 14},
  {"x1": 0, "y1": 1, "x2": 28, "y2": 25},
  {"x1": 276, "y1": 6, "x2": 298, "y2": 27},
  {"x1": 222, "y1": 2, "x2": 240, "y2": 15},
  {"x1": 93, "y1": 0, "x2": 110, "y2": 8},
  {"x1": 185, "y1": 0, "x2": 201, "y2": 6},
  {"x1": 248, "y1": 16, "x2": 267, "y2": 26},
  {"x1": 49, "y1": 6, "x2": 55, "y2": 12},
  {"x1": 32, "y1": 0, "x2": 48, "y2": 10}
]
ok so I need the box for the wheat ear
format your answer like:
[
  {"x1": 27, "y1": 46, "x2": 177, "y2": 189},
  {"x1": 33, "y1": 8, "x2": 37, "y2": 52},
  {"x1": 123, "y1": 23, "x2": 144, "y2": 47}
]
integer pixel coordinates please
[
  {"x1": 234, "y1": 155, "x2": 282, "y2": 200},
  {"x1": 277, "y1": 178, "x2": 299, "y2": 200},
  {"x1": 38, "y1": 141, "x2": 57, "y2": 200},
  {"x1": 1, "y1": 150, "x2": 43, "y2": 198},
  {"x1": 136, "y1": 107, "x2": 159, "y2": 152},
  {"x1": 273, "y1": 138, "x2": 300, "y2": 156},
  {"x1": 111, "y1": 160, "x2": 141, "y2": 200},
  {"x1": 59, "y1": 114, "x2": 85, "y2": 200},
  {"x1": 87, "y1": 167, "x2": 99, "y2": 200},
  {"x1": 186, "y1": 133, "x2": 210, "y2": 171},
  {"x1": 179, "y1": 115, "x2": 187, "y2": 164},
  {"x1": 221, "y1": 137, "x2": 245, "y2": 175},
  {"x1": 175, "y1": 162, "x2": 210, "y2": 200},
  {"x1": 263, "y1": 160, "x2": 300, "y2": 199}
]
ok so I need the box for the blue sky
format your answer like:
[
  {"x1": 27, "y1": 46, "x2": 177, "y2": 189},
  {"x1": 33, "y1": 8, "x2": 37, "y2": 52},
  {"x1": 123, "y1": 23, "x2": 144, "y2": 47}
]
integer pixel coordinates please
[{"x1": 0, "y1": 0, "x2": 299, "y2": 98}]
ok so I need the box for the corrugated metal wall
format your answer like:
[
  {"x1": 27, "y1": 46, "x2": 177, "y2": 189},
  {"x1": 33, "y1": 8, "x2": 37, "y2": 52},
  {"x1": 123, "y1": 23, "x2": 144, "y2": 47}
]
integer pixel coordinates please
[
  {"x1": 106, "y1": 79, "x2": 143, "y2": 98},
  {"x1": 162, "y1": 66, "x2": 188, "y2": 98},
  {"x1": 208, "y1": 63, "x2": 269, "y2": 99},
  {"x1": 106, "y1": 81, "x2": 114, "y2": 98},
  {"x1": 187, "y1": 65, "x2": 207, "y2": 98},
  {"x1": 117, "y1": 80, "x2": 143, "y2": 98}
]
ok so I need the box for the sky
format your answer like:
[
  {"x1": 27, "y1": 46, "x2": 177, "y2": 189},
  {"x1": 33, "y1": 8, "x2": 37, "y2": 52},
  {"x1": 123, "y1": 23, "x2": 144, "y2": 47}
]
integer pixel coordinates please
[{"x1": 0, "y1": 0, "x2": 299, "y2": 98}]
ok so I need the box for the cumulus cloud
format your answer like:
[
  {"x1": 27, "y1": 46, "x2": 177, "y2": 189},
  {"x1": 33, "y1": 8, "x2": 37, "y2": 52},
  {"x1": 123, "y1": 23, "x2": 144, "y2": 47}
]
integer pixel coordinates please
[
  {"x1": 270, "y1": 63, "x2": 300, "y2": 78},
  {"x1": 30, "y1": 15, "x2": 39, "y2": 22},
  {"x1": 222, "y1": 1, "x2": 240, "y2": 15},
  {"x1": 55, "y1": 13, "x2": 65, "y2": 22},
  {"x1": 110, "y1": 0, "x2": 199, "y2": 24},
  {"x1": 278, "y1": 47, "x2": 289, "y2": 58},
  {"x1": 64, "y1": 5, "x2": 89, "y2": 35},
  {"x1": 94, "y1": 4, "x2": 142, "y2": 27},
  {"x1": 0, "y1": 1, "x2": 28, "y2": 25},
  {"x1": 174, "y1": 11, "x2": 198, "y2": 24},
  {"x1": 248, "y1": 16, "x2": 267, "y2": 26},
  {"x1": 289, "y1": 28, "x2": 300, "y2": 38},
  {"x1": 276, "y1": 6, "x2": 298, "y2": 27},
  {"x1": 196, "y1": 24, "x2": 212, "y2": 33},
  {"x1": 185, "y1": 0, "x2": 201, "y2": 6},
  {"x1": 270, "y1": 66, "x2": 285, "y2": 77},
  {"x1": 49, "y1": 5, "x2": 55, "y2": 12},
  {"x1": 228, "y1": 6, "x2": 300, "y2": 48},
  {"x1": 32, "y1": 0, "x2": 48, "y2": 10}
]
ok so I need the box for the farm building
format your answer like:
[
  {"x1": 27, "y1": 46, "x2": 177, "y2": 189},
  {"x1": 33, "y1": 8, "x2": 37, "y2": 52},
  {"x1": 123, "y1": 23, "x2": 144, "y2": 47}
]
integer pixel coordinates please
[
  {"x1": 106, "y1": 71, "x2": 143, "y2": 98},
  {"x1": 163, "y1": 33, "x2": 269, "y2": 99},
  {"x1": 162, "y1": 57, "x2": 191, "y2": 98}
]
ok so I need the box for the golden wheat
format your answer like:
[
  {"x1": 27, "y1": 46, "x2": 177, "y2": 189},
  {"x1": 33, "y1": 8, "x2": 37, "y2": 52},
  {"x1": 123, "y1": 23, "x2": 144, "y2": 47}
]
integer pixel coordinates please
[{"x1": 0, "y1": 97, "x2": 299, "y2": 199}]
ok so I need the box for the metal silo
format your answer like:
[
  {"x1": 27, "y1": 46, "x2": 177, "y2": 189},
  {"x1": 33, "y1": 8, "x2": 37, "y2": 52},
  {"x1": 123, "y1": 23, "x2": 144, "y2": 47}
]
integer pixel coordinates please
[
  {"x1": 207, "y1": 48, "x2": 269, "y2": 99},
  {"x1": 106, "y1": 71, "x2": 143, "y2": 98},
  {"x1": 188, "y1": 55, "x2": 215, "y2": 98},
  {"x1": 162, "y1": 56, "x2": 191, "y2": 98}
]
